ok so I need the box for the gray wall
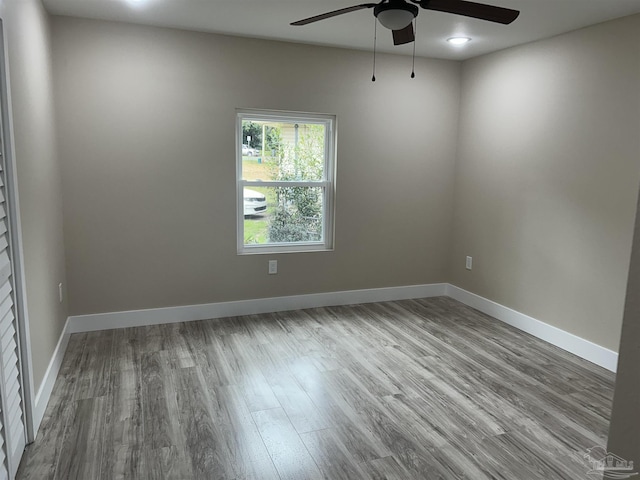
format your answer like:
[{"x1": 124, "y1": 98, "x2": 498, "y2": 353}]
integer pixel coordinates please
[
  {"x1": 449, "y1": 15, "x2": 640, "y2": 351},
  {"x1": 0, "y1": 0, "x2": 68, "y2": 391},
  {"x1": 51, "y1": 16, "x2": 461, "y2": 316}
]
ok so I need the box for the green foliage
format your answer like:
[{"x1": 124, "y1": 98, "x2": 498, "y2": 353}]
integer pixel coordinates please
[
  {"x1": 268, "y1": 124, "x2": 325, "y2": 243},
  {"x1": 242, "y1": 121, "x2": 262, "y2": 148},
  {"x1": 268, "y1": 208, "x2": 321, "y2": 243},
  {"x1": 265, "y1": 126, "x2": 283, "y2": 157}
]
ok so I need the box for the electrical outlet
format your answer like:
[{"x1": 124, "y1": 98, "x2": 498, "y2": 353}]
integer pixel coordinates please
[
  {"x1": 58, "y1": 283, "x2": 64, "y2": 303},
  {"x1": 268, "y1": 260, "x2": 278, "y2": 275},
  {"x1": 466, "y1": 256, "x2": 473, "y2": 270}
]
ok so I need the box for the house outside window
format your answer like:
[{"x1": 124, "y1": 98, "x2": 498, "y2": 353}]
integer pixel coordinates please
[{"x1": 236, "y1": 109, "x2": 336, "y2": 254}]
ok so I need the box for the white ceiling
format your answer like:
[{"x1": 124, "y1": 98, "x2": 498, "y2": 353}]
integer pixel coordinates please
[{"x1": 42, "y1": 0, "x2": 640, "y2": 60}]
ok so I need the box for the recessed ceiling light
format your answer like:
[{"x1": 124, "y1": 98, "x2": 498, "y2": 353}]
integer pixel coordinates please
[{"x1": 447, "y1": 37, "x2": 471, "y2": 45}]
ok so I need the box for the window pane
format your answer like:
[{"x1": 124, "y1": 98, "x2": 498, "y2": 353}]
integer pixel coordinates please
[
  {"x1": 241, "y1": 120, "x2": 325, "y2": 182},
  {"x1": 243, "y1": 186, "x2": 324, "y2": 245}
]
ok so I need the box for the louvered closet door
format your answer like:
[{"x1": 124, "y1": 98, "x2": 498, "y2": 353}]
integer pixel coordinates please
[{"x1": 0, "y1": 131, "x2": 25, "y2": 478}]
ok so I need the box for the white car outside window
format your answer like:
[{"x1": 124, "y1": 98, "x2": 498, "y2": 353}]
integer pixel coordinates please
[
  {"x1": 243, "y1": 188, "x2": 267, "y2": 216},
  {"x1": 242, "y1": 145, "x2": 259, "y2": 156}
]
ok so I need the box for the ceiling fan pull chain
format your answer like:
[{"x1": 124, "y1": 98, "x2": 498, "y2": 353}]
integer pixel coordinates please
[
  {"x1": 372, "y1": 16, "x2": 377, "y2": 81},
  {"x1": 411, "y1": 19, "x2": 417, "y2": 78}
]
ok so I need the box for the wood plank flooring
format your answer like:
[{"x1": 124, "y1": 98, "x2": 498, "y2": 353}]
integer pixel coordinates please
[{"x1": 17, "y1": 297, "x2": 615, "y2": 479}]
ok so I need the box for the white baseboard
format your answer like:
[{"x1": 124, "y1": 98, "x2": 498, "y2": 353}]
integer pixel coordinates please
[
  {"x1": 64, "y1": 282, "x2": 617, "y2": 372},
  {"x1": 446, "y1": 284, "x2": 618, "y2": 372},
  {"x1": 33, "y1": 317, "x2": 71, "y2": 435},
  {"x1": 67, "y1": 283, "x2": 449, "y2": 333},
  {"x1": 33, "y1": 282, "x2": 617, "y2": 438}
]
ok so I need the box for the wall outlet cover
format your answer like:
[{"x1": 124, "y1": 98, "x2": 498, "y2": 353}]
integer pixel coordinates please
[{"x1": 268, "y1": 260, "x2": 278, "y2": 275}]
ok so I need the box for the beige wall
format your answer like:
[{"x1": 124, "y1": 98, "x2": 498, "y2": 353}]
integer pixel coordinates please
[
  {"x1": 50, "y1": 13, "x2": 640, "y2": 353},
  {"x1": 0, "y1": 1, "x2": 68, "y2": 390},
  {"x1": 449, "y1": 15, "x2": 640, "y2": 351},
  {"x1": 51, "y1": 16, "x2": 460, "y2": 316}
]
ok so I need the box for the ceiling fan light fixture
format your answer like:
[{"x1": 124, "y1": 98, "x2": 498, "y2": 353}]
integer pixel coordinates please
[
  {"x1": 447, "y1": 36, "x2": 471, "y2": 45},
  {"x1": 374, "y1": 2, "x2": 419, "y2": 30}
]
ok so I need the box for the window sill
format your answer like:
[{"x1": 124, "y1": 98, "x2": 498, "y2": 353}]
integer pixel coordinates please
[{"x1": 238, "y1": 244, "x2": 334, "y2": 255}]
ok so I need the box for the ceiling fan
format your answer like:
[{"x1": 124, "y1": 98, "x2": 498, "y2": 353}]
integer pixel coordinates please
[{"x1": 291, "y1": 0, "x2": 520, "y2": 46}]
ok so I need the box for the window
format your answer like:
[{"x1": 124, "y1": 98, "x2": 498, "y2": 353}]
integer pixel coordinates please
[{"x1": 237, "y1": 110, "x2": 336, "y2": 254}]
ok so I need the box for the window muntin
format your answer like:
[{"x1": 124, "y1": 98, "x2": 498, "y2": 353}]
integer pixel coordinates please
[{"x1": 237, "y1": 110, "x2": 335, "y2": 254}]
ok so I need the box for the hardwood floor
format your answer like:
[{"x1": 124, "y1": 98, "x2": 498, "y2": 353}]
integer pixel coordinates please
[{"x1": 17, "y1": 297, "x2": 615, "y2": 479}]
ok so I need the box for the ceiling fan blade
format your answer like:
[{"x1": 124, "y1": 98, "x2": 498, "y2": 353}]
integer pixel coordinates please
[
  {"x1": 421, "y1": 0, "x2": 519, "y2": 24},
  {"x1": 291, "y1": 4, "x2": 377, "y2": 26},
  {"x1": 392, "y1": 23, "x2": 415, "y2": 45}
]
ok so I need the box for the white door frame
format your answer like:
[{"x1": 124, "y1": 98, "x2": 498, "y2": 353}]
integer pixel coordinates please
[{"x1": 0, "y1": 18, "x2": 37, "y2": 445}]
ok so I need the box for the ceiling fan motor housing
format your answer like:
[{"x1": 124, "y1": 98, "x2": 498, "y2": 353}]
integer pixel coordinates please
[{"x1": 374, "y1": 0, "x2": 419, "y2": 30}]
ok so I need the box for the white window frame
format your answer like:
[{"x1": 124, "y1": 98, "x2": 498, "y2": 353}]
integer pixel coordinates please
[{"x1": 236, "y1": 109, "x2": 336, "y2": 255}]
